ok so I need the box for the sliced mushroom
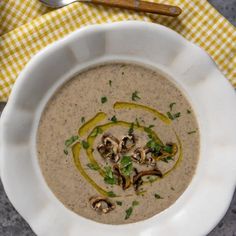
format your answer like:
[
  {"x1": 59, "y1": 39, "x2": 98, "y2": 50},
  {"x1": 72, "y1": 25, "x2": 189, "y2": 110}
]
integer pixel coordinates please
[
  {"x1": 133, "y1": 169, "x2": 163, "y2": 191},
  {"x1": 132, "y1": 147, "x2": 156, "y2": 166},
  {"x1": 145, "y1": 149, "x2": 156, "y2": 166},
  {"x1": 97, "y1": 133, "x2": 120, "y2": 162},
  {"x1": 131, "y1": 147, "x2": 146, "y2": 164},
  {"x1": 113, "y1": 164, "x2": 131, "y2": 190},
  {"x1": 90, "y1": 196, "x2": 115, "y2": 214},
  {"x1": 119, "y1": 134, "x2": 136, "y2": 153}
]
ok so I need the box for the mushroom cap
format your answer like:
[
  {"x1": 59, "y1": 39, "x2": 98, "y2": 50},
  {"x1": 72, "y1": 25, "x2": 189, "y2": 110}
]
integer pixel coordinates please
[{"x1": 89, "y1": 196, "x2": 115, "y2": 214}]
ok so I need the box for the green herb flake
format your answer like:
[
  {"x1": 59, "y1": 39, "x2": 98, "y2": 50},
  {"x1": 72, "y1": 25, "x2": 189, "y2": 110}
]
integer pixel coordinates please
[
  {"x1": 153, "y1": 117, "x2": 157, "y2": 120},
  {"x1": 173, "y1": 112, "x2": 181, "y2": 119},
  {"x1": 63, "y1": 149, "x2": 69, "y2": 155},
  {"x1": 65, "y1": 135, "x2": 79, "y2": 147},
  {"x1": 169, "y1": 102, "x2": 176, "y2": 111},
  {"x1": 101, "y1": 96, "x2": 108, "y2": 104},
  {"x1": 144, "y1": 126, "x2": 152, "y2": 134},
  {"x1": 125, "y1": 207, "x2": 133, "y2": 220},
  {"x1": 107, "y1": 191, "x2": 116, "y2": 197},
  {"x1": 161, "y1": 156, "x2": 174, "y2": 163},
  {"x1": 90, "y1": 127, "x2": 103, "y2": 137},
  {"x1": 163, "y1": 145, "x2": 173, "y2": 154},
  {"x1": 120, "y1": 156, "x2": 133, "y2": 177},
  {"x1": 171, "y1": 187, "x2": 175, "y2": 191},
  {"x1": 146, "y1": 140, "x2": 162, "y2": 153},
  {"x1": 109, "y1": 80, "x2": 112, "y2": 87},
  {"x1": 131, "y1": 91, "x2": 141, "y2": 101},
  {"x1": 154, "y1": 193, "x2": 163, "y2": 199},
  {"x1": 104, "y1": 166, "x2": 116, "y2": 185},
  {"x1": 187, "y1": 109, "x2": 191, "y2": 114},
  {"x1": 167, "y1": 111, "x2": 181, "y2": 120},
  {"x1": 110, "y1": 115, "x2": 117, "y2": 123},
  {"x1": 137, "y1": 190, "x2": 147, "y2": 196},
  {"x1": 116, "y1": 201, "x2": 123, "y2": 206},
  {"x1": 148, "y1": 125, "x2": 155, "y2": 129},
  {"x1": 167, "y1": 112, "x2": 174, "y2": 120},
  {"x1": 82, "y1": 140, "x2": 90, "y2": 149},
  {"x1": 128, "y1": 123, "x2": 134, "y2": 135},
  {"x1": 188, "y1": 130, "x2": 197, "y2": 135},
  {"x1": 87, "y1": 163, "x2": 100, "y2": 171},
  {"x1": 81, "y1": 117, "x2": 85, "y2": 123},
  {"x1": 132, "y1": 200, "x2": 139, "y2": 207},
  {"x1": 135, "y1": 118, "x2": 140, "y2": 127}
]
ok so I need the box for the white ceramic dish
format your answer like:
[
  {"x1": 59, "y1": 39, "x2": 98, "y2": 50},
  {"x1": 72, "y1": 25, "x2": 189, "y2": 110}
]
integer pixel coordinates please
[{"x1": 0, "y1": 21, "x2": 236, "y2": 236}]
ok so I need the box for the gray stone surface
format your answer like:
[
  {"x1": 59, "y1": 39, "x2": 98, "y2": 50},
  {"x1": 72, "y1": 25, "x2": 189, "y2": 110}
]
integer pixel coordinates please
[{"x1": 0, "y1": 1, "x2": 235, "y2": 235}]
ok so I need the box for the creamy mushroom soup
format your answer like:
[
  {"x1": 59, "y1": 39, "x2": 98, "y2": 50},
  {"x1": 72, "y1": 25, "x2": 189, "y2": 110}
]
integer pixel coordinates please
[{"x1": 37, "y1": 63, "x2": 199, "y2": 224}]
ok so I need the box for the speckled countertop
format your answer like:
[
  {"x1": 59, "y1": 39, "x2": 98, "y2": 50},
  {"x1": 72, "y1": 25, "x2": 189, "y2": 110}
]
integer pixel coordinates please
[{"x1": 0, "y1": 1, "x2": 235, "y2": 235}]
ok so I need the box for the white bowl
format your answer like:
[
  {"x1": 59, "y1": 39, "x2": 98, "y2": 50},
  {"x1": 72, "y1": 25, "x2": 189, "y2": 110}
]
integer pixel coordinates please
[{"x1": 0, "y1": 21, "x2": 236, "y2": 236}]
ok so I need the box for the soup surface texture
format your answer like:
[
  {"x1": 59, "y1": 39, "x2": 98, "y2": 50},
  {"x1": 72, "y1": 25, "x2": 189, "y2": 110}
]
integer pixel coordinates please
[{"x1": 37, "y1": 63, "x2": 199, "y2": 224}]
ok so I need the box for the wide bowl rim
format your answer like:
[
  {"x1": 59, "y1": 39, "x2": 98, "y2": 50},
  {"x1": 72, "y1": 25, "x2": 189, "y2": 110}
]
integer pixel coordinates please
[{"x1": 0, "y1": 21, "x2": 236, "y2": 236}]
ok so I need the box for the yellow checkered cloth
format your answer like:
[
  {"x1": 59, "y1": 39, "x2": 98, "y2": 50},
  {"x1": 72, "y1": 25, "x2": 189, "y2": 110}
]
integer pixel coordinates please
[{"x1": 0, "y1": 0, "x2": 235, "y2": 101}]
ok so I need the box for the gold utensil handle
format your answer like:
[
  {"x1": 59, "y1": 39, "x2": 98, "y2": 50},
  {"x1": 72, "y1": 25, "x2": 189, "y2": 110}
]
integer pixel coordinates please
[{"x1": 91, "y1": 0, "x2": 182, "y2": 17}]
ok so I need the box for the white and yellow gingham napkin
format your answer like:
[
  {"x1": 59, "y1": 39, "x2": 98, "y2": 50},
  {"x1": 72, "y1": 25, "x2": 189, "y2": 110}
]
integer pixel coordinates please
[{"x1": 0, "y1": 0, "x2": 235, "y2": 101}]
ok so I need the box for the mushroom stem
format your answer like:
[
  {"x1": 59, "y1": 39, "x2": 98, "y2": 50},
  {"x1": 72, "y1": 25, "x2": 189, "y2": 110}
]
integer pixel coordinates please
[{"x1": 113, "y1": 164, "x2": 131, "y2": 190}]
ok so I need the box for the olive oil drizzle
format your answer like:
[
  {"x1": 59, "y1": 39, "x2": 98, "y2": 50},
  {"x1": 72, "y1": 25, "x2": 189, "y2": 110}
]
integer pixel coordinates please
[
  {"x1": 72, "y1": 142, "x2": 111, "y2": 197},
  {"x1": 113, "y1": 102, "x2": 171, "y2": 125},
  {"x1": 78, "y1": 112, "x2": 107, "y2": 137}
]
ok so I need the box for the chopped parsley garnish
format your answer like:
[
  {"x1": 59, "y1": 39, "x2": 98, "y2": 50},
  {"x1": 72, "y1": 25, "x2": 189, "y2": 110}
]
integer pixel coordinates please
[
  {"x1": 167, "y1": 111, "x2": 181, "y2": 120},
  {"x1": 188, "y1": 130, "x2": 197, "y2": 135},
  {"x1": 81, "y1": 117, "x2": 85, "y2": 123},
  {"x1": 110, "y1": 115, "x2": 117, "y2": 123},
  {"x1": 169, "y1": 102, "x2": 176, "y2": 111},
  {"x1": 146, "y1": 140, "x2": 162, "y2": 154},
  {"x1": 187, "y1": 109, "x2": 191, "y2": 114},
  {"x1": 107, "y1": 191, "x2": 116, "y2": 197},
  {"x1": 104, "y1": 166, "x2": 117, "y2": 185},
  {"x1": 163, "y1": 144, "x2": 173, "y2": 154},
  {"x1": 63, "y1": 149, "x2": 69, "y2": 155},
  {"x1": 101, "y1": 96, "x2": 108, "y2": 104},
  {"x1": 109, "y1": 80, "x2": 112, "y2": 87},
  {"x1": 82, "y1": 140, "x2": 90, "y2": 149},
  {"x1": 125, "y1": 200, "x2": 139, "y2": 220},
  {"x1": 173, "y1": 112, "x2": 181, "y2": 119},
  {"x1": 171, "y1": 187, "x2": 175, "y2": 191},
  {"x1": 154, "y1": 193, "x2": 163, "y2": 199},
  {"x1": 116, "y1": 201, "x2": 123, "y2": 206},
  {"x1": 125, "y1": 207, "x2": 133, "y2": 220},
  {"x1": 148, "y1": 125, "x2": 155, "y2": 129},
  {"x1": 137, "y1": 190, "x2": 147, "y2": 196},
  {"x1": 166, "y1": 103, "x2": 181, "y2": 120},
  {"x1": 144, "y1": 126, "x2": 152, "y2": 134},
  {"x1": 120, "y1": 156, "x2": 133, "y2": 177},
  {"x1": 65, "y1": 135, "x2": 79, "y2": 147},
  {"x1": 90, "y1": 127, "x2": 103, "y2": 137},
  {"x1": 132, "y1": 200, "x2": 139, "y2": 207},
  {"x1": 161, "y1": 156, "x2": 174, "y2": 163},
  {"x1": 167, "y1": 112, "x2": 174, "y2": 120},
  {"x1": 87, "y1": 163, "x2": 100, "y2": 171},
  {"x1": 135, "y1": 118, "x2": 140, "y2": 127},
  {"x1": 131, "y1": 91, "x2": 141, "y2": 101},
  {"x1": 128, "y1": 123, "x2": 134, "y2": 135}
]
